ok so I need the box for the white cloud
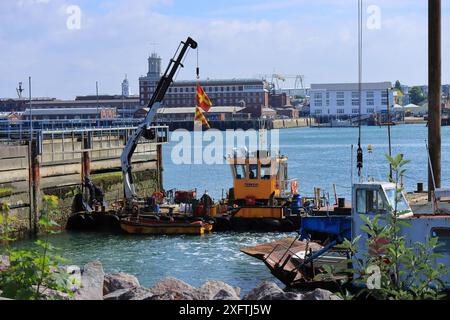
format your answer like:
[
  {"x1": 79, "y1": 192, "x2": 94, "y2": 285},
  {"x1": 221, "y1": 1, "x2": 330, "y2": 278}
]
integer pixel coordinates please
[{"x1": 0, "y1": 0, "x2": 448, "y2": 99}]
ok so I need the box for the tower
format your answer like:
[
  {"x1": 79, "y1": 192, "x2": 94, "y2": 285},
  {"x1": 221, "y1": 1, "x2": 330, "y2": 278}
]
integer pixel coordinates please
[
  {"x1": 147, "y1": 52, "x2": 162, "y2": 80},
  {"x1": 122, "y1": 75, "x2": 130, "y2": 97}
]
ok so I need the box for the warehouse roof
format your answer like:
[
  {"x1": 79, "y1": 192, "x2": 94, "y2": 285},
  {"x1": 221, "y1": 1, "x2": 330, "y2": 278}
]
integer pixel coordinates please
[{"x1": 311, "y1": 82, "x2": 392, "y2": 91}]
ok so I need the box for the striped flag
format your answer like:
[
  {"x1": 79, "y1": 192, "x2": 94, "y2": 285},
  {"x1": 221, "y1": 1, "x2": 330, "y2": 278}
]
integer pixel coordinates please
[{"x1": 194, "y1": 106, "x2": 211, "y2": 129}]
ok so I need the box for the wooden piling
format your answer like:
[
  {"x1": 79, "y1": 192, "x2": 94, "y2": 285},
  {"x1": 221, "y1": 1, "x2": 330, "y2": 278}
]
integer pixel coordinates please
[
  {"x1": 428, "y1": 0, "x2": 442, "y2": 200},
  {"x1": 30, "y1": 140, "x2": 41, "y2": 236},
  {"x1": 157, "y1": 144, "x2": 163, "y2": 192}
]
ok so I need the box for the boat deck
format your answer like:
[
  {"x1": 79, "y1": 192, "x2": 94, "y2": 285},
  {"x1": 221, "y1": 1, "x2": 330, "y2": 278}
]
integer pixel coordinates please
[{"x1": 241, "y1": 238, "x2": 348, "y2": 287}]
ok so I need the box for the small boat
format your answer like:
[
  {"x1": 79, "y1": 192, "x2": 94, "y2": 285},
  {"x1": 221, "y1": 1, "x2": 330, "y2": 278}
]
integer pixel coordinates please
[{"x1": 120, "y1": 216, "x2": 213, "y2": 235}]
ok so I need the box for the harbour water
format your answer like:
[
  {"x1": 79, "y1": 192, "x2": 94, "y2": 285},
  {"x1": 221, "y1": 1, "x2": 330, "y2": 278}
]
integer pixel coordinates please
[
  {"x1": 163, "y1": 124, "x2": 450, "y2": 200},
  {"x1": 15, "y1": 124, "x2": 450, "y2": 294}
]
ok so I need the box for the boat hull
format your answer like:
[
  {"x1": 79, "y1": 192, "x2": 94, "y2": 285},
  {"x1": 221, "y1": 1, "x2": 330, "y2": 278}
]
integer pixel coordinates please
[{"x1": 120, "y1": 220, "x2": 210, "y2": 235}]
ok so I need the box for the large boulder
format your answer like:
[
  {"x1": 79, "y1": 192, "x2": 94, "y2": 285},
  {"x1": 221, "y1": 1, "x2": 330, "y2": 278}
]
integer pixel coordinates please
[
  {"x1": 196, "y1": 281, "x2": 240, "y2": 300},
  {"x1": 150, "y1": 277, "x2": 196, "y2": 296},
  {"x1": 103, "y1": 273, "x2": 140, "y2": 296},
  {"x1": 301, "y1": 288, "x2": 342, "y2": 301},
  {"x1": 74, "y1": 261, "x2": 105, "y2": 300},
  {"x1": 149, "y1": 290, "x2": 199, "y2": 301},
  {"x1": 244, "y1": 281, "x2": 285, "y2": 300},
  {"x1": 104, "y1": 287, "x2": 155, "y2": 301}
]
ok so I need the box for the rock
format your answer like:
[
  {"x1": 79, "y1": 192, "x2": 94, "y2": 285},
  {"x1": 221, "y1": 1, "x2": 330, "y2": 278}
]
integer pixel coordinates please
[
  {"x1": 104, "y1": 289, "x2": 134, "y2": 301},
  {"x1": 149, "y1": 290, "x2": 198, "y2": 301},
  {"x1": 150, "y1": 277, "x2": 196, "y2": 296},
  {"x1": 257, "y1": 291, "x2": 304, "y2": 300},
  {"x1": 104, "y1": 287, "x2": 154, "y2": 301},
  {"x1": 302, "y1": 288, "x2": 342, "y2": 301},
  {"x1": 103, "y1": 273, "x2": 140, "y2": 295},
  {"x1": 243, "y1": 281, "x2": 284, "y2": 300},
  {"x1": 128, "y1": 287, "x2": 155, "y2": 300},
  {"x1": 38, "y1": 287, "x2": 74, "y2": 301},
  {"x1": 212, "y1": 289, "x2": 241, "y2": 300},
  {"x1": 0, "y1": 255, "x2": 10, "y2": 272},
  {"x1": 74, "y1": 261, "x2": 105, "y2": 300},
  {"x1": 196, "y1": 281, "x2": 240, "y2": 300}
]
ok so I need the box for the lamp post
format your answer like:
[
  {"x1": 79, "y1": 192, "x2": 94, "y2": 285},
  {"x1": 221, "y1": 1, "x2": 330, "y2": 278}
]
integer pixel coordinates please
[{"x1": 29, "y1": 77, "x2": 33, "y2": 139}]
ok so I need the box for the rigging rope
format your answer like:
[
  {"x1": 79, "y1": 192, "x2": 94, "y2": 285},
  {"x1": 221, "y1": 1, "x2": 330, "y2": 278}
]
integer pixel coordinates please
[{"x1": 357, "y1": 0, "x2": 364, "y2": 180}]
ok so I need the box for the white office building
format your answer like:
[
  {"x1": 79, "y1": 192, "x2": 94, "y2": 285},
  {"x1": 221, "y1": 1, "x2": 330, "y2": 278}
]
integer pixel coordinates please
[{"x1": 310, "y1": 82, "x2": 393, "y2": 116}]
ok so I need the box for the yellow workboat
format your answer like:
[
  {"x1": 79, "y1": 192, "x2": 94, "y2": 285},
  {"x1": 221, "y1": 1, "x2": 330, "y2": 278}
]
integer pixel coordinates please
[{"x1": 120, "y1": 216, "x2": 213, "y2": 235}]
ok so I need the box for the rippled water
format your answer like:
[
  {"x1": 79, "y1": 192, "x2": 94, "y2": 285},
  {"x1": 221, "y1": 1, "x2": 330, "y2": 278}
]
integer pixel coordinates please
[
  {"x1": 15, "y1": 124, "x2": 450, "y2": 294},
  {"x1": 163, "y1": 124, "x2": 450, "y2": 200},
  {"x1": 17, "y1": 232, "x2": 292, "y2": 294}
]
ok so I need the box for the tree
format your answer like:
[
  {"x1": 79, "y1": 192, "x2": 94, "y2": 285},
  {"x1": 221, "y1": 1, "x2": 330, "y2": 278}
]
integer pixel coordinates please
[
  {"x1": 409, "y1": 86, "x2": 426, "y2": 105},
  {"x1": 394, "y1": 80, "x2": 403, "y2": 94}
]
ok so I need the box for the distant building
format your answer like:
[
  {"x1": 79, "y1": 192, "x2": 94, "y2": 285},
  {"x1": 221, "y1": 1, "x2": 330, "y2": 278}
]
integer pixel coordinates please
[
  {"x1": 274, "y1": 107, "x2": 299, "y2": 119},
  {"x1": 20, "y1": 95, "x2": 140, "y2": 118},
  {"x1": 0, "y1": 98, "x2": 56, "y2": 112},
  {"x1": 21, "y1": 107, "x2": 117, "y2": 121},
  {"x1": 135, "y1": 106, "x2": 249, "y2": 122},
  {"x1": 443, "y1": 84, "x2": 450, "y2": 99},
  {"x1": 309, "y1": 82, "x2": 393, "y2": 116},
  {"x1": 269, "y1": 93, "x2": 291, "y2": 109},
  {"x1": 138, "y1": 52, "x2": 270, "y2": 118},
  {"x1": 122, "y1": 75, "x2": 130, "y2": 97}
]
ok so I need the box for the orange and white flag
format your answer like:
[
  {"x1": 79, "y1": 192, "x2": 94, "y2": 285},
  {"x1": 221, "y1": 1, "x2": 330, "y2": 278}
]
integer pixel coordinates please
[{"x1": 194, "y1": 106, "x2": 211, "y2": 129}]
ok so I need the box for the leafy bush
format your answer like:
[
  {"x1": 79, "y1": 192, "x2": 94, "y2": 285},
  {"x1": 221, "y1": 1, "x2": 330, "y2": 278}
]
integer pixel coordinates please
[
  {"x1": 0, "y1": 196, "x2": 74, "y2": 300},
  {"x1": 322, "y1": 154, "x2": 449, "y2": 300}
]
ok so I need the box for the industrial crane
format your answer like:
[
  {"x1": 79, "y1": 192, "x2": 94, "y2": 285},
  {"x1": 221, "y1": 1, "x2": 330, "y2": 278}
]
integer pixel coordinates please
[{"x1": 121, "y1": 37, "x2": 198, "y2": 210}]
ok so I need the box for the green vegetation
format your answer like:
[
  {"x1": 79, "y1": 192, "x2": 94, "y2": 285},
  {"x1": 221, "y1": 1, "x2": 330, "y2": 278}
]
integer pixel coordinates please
[
  {"x1": 321, "y1": 154, "x2": 449, "y2": 300},
  {"x1": 394, "y1": 80, "x2": 403, "y2": 94},
  {"x1": 409, "y1": 86, "x2": 427, "y2": 105},
  {"x1": 0, "y1": 187, "x2": 15, "y2": 198},
  {"x1": 0, "y1": 196, "x2": 73, "y2": 300},
  {"x1": 91, "y1": 172, "x2": 123, "y2": 184}
]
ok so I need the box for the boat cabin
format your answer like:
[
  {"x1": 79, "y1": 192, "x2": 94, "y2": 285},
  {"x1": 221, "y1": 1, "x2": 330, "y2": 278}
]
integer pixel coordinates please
[
  {"x1": 227, "y1": 150, "x2": 297, "y2": 204},
  {"x1": 352, "y1": 181, "x2": 450, "y2": 287}
]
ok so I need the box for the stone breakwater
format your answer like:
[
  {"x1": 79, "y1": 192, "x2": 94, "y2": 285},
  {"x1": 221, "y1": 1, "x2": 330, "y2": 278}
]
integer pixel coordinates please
[{"x1": 0, "y1": 258, "x2": 341, "y2": 300}]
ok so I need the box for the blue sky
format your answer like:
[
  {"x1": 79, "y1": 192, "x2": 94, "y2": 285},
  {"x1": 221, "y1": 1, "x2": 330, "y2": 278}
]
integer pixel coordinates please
[{"x1": 0, "y1": 0, "x2": 448, "y2": 99}]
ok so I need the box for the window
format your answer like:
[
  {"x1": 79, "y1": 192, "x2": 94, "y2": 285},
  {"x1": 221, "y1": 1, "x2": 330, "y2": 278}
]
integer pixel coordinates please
[
  {"x1": 235, "y1": 165, "x2": 247, "y2": 180},
  {"x1": 366, "y1": 108, "x2": 375, "y2": 114},
  {"x1": 249, "y1": 164, "x2": 258, "y2": 179},
  {"x1": 314, "y1": 92, "x2": 323, "y2": 99},
  {"x1": 261, "y1": 163, "x2": 272, "y2": 180},
  {"x1": 314, "y1": 109, "x2": 322, "y2": 115},
  {"x1": 356, "y1": 189, "x2": 387, "y2": 215},
  {"x1": 337, "y1": 100, "x2": 345, "y2": 106},
  {"x1": 366, "y1": 91, "x2": 375, "y2": 99},
  {"x1": 352, "y1": 109, "x2": 359, "y2": 114},
  {"x1": 431, "y1": 228, "x2": 450, "y2": 254},
  {"x1": 352, "y1": 92, "x2": 360, "y2": 106},
  {"x1": 384, "y1": 188, "x2": 410, "y2": 213},
  {"x1": 337, "y1": 109, "x2": 345, "y2": 114},
  {"x1": 336, "y1": 92, "x2": 345, "y2": 99}
]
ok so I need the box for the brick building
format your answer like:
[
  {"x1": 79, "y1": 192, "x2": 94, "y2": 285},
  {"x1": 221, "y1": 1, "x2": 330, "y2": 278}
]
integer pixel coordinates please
[{"x1": 139, "y1": 53, "x2": 270, "y2": 118}]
